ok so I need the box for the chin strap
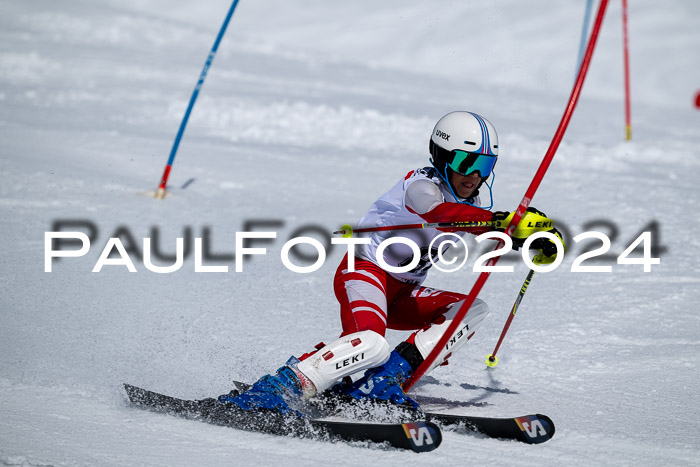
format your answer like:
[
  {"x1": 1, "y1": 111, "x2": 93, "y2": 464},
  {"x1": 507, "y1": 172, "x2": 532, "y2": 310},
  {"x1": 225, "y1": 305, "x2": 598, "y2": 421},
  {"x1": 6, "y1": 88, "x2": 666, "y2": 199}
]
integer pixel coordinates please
[{"x1": 480, "y1": 170, "x2": 495, "y2": 210}]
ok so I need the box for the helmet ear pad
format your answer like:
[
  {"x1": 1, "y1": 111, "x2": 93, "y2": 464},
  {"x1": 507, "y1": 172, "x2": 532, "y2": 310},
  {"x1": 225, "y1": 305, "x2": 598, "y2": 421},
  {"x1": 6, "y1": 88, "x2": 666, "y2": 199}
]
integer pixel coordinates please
[{"x1": 429, "y1": 139, "x2": 452, "y2": 173}]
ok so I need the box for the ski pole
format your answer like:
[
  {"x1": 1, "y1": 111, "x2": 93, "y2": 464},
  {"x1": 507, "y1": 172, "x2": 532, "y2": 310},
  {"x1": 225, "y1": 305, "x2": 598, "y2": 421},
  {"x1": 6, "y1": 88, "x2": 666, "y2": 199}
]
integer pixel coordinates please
[
  {"x1": 485, "y1": 268, "x2": 535, "y2": 367},
  {"x1": 334, "y1": 221, "x2": 497, "y2": 238},
  {"x1": 155, "y1": 0, "x2": 241, "y2": 200}
]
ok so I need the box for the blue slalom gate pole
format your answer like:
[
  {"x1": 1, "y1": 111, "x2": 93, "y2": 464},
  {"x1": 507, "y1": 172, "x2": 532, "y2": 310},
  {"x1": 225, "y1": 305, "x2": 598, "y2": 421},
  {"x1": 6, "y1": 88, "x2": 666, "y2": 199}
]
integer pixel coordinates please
[
  {"x1": 156, "y1": 0, "x2": 241, "y2": 199},
  {"x1": 575, "y1": 0, "x2": 594, "y2": 79}
]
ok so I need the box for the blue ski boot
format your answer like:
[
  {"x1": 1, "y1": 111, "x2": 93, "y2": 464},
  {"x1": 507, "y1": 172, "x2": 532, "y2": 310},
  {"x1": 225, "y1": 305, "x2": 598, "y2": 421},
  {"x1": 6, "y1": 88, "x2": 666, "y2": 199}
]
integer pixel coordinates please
[
  {"x1": 218, "y1": 363, "x2": 306, "y2": 416},
  {"x1": 334, "y1": 349, "x2": 420, "y2": 410}
]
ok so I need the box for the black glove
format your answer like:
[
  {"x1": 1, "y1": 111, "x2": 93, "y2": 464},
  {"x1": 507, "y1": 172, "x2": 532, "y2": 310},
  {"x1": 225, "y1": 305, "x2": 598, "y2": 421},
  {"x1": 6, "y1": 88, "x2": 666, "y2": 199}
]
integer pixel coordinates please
[{"x1": 530, "y1": 227, "x2": 566, "y2": 265}]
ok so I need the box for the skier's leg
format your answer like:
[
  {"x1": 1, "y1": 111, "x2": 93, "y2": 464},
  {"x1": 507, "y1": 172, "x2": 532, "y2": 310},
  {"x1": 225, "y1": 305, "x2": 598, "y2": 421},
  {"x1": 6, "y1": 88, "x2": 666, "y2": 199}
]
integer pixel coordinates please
[
  {"x1": 296, "y1": 329, "x2": 391, "y2": 393},
  {"x1": 389, "y1": 287, "x2": 490, "y2": 374},
  {"x1": 218, "y1": 328, "x2": 392, "y2": 413},
  {"x1": 296, "y1": 254, "x2": 396, "y2": 394},
  {"x1": 219, "y1": 255, "x2": 395, "y2": 412},
  {"x1": 333, "y1": 292, "x2": 488, "y2": 406},
  {"x1": 333, "y1": 254, "x2": 389, "y2": 336},
  {"x1": 410, "y1": 297, "x2": 489, "y2": 372},
  {"x1": 328, "y1": 268, "x2": 425, "y2": 409}
]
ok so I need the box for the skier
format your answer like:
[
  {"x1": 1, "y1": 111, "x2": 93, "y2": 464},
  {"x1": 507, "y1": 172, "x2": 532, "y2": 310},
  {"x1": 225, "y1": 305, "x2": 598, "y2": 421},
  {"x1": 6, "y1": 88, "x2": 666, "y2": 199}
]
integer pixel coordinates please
[{"x1": 219, "y1": 111, "x2": 564, "y2": 415}]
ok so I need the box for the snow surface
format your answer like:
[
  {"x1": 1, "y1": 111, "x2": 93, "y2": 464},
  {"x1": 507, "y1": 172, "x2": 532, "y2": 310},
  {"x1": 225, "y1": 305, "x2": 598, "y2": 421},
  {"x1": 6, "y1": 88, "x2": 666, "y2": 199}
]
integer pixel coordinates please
[{"x1": 1, "y1": 0, "x2": 700, "y2": 465}]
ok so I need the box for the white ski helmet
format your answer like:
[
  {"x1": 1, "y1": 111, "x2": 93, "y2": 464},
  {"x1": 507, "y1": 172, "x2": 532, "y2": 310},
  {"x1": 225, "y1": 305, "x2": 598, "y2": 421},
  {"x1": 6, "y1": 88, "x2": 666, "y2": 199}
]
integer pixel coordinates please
[
  {"x1": 429, "y1": 111, "x2": 499, "y2": 206},
  {"x1": 430, "y1": 111, "x2": 498, "y2": 174}
]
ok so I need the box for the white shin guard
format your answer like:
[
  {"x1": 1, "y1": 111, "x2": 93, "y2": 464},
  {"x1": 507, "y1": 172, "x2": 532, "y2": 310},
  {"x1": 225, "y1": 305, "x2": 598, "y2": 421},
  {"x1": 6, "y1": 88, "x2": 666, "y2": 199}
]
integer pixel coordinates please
[
  {"x1": 413, "y1": 298, "x2": 489, "y2": 373},
  {"x1": 296, "y1": 330, "x2": 391, "y2": 394}
]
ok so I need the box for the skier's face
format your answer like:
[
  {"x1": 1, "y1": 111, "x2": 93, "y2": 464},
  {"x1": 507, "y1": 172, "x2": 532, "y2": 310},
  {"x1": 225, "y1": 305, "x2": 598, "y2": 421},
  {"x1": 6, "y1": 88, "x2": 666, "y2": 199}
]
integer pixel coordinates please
[{"x1": 450, "y1": 170, "x2": 482, "y2": 199}]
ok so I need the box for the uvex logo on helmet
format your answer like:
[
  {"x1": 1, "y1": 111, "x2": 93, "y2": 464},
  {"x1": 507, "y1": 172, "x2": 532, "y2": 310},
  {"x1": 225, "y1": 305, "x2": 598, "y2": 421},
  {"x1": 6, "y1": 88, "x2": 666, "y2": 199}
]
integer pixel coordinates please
[{"x1": 435, "y1": 130, "x2": 450, "y2": 141}]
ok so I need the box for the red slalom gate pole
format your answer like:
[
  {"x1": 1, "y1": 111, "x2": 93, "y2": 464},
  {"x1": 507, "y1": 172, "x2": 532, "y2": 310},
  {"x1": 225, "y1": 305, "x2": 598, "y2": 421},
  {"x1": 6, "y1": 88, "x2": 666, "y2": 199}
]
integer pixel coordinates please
[
  {"x1": 622, "y1": 0, "x2": 632, "y2": 140},
  {"x1": 403, "y1": 0, "x2": 610, "y2": 392}
]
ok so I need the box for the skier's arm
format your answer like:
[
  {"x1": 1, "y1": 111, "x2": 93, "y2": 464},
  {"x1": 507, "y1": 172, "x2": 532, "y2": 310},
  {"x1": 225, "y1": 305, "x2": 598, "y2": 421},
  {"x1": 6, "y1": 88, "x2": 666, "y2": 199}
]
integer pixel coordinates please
[
  {"x1": 405, "y1": 181, "x2": 566, "y2": 263},
  {"x1": 404, "y1": 179, "x2": 492, "y2": 233}
]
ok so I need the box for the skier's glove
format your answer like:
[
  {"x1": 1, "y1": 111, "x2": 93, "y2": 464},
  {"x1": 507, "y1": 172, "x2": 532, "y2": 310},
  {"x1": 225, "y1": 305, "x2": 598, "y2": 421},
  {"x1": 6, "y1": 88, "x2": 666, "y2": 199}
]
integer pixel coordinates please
[
  {"x1": 492, "y1": 207, "x2": 553, "y2": 238},
  {"x1": 491, "y1": 207, "x2": 562, "y2": 254},
  {"x1": 530, "y1": 227, "x2": 566, "y2": 265}
]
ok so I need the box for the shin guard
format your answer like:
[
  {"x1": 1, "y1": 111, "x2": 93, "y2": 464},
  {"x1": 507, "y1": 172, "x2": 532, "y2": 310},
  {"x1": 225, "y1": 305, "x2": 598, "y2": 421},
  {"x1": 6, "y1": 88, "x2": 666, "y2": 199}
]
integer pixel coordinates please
[
  {"x1": 413, "y1": 298, "x2": 489, "y2": 373},
  {"x1": 297, "y1": 330, "x2": 391, "y2": 394}
]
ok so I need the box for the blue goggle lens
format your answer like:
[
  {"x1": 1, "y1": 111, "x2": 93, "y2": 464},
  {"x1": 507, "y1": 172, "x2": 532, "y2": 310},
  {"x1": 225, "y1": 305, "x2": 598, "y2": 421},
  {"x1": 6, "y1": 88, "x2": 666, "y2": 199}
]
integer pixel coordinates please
[{"x1": 448, "y1": 150, "x2": 497, "y2": 178}]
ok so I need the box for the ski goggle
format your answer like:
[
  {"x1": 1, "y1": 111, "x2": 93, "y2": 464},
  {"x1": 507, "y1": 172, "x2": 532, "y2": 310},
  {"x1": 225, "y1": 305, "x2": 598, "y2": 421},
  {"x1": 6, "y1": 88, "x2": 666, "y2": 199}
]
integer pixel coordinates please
[{"x1": 448, "y1": 150, "x2": 498, "y2": 178}]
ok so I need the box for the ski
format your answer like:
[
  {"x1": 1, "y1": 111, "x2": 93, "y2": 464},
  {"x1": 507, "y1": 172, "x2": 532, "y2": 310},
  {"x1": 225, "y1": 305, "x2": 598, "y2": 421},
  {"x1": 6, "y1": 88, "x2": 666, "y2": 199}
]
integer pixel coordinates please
[
  {"x1": 424, "y1": 412, "x2": 555, "y2": 444},
  {"x1": 123, "y1": 384, "x2": 441, "y2": 453},
  {"x1": 230, "y1": 379, "x2": 555, "y2": 444}
]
